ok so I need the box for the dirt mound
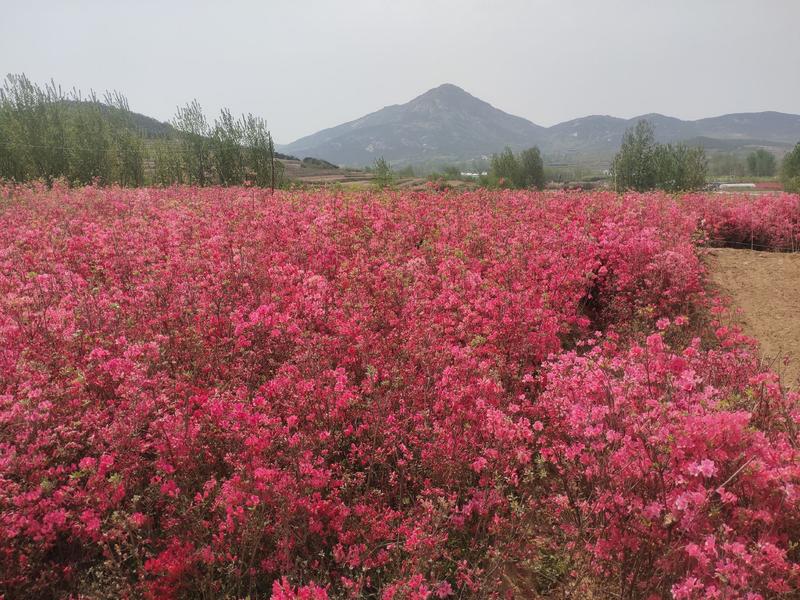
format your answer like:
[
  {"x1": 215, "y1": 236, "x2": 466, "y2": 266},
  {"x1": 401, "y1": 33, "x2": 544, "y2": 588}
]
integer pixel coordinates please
[{"x1": 708, "y1": 248, "x2": 800, "y2": 388}]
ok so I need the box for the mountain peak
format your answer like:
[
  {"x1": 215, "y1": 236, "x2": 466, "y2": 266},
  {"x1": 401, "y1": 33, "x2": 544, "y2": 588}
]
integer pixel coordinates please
[
  {"x1": 280, "y1": 86, "x2": 800, "y2": 169},
  {"x1": 432, "y1": 82, "x2": 464, "y2": 91},
  {"x1": 281, "y1": 84, "x2": 543, "y2": 167},
  {"x1": 422, "y1": 83, "x2": 469, "y2": 96},
  {"x1": 411, "y1": 83, "x2": 483, "y2": 108}
]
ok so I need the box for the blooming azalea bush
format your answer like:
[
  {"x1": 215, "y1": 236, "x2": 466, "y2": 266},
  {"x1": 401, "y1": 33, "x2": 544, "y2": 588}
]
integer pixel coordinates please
[
  {"x1": 685, "y1": 192, "x2": 800, "y2": 252},
  {"x1": 533, "y1": 326, "x2": 800, "y2": 598},
  {"x1": 0, "y1": 184, "x2": 798, "y2": 599}
]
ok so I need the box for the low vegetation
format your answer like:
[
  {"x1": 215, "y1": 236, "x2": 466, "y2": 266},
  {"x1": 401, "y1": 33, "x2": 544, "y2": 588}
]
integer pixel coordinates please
[
  {"x1": 301, "y1": 157, "x2": 339, "y2": 170},
  {"x1": 1, "y1": 184, "x2": 799, "y2": 598}
]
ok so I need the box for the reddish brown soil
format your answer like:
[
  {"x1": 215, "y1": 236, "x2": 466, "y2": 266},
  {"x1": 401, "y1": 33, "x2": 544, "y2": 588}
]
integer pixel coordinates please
[{"x1": 708, "y1": 248, "x2": 800, "y2": 388}]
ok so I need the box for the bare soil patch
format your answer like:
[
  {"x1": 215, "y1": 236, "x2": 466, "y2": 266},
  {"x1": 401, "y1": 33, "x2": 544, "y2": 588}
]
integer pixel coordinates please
[{"x1": 707, "y1": 248, "x2": 800, "y2": 387}]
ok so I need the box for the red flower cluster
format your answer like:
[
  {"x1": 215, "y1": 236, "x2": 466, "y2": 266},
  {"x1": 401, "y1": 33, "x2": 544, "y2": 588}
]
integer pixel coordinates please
[
  {"x1": 687, "y1": 192, "x2": 800, "y2": 252},
  {"x1": 537, "y1": 327, "x2": 800, "y2": 598},
  {"x1": 0, "y1": 184, "x2": 798, "y2": 598}
]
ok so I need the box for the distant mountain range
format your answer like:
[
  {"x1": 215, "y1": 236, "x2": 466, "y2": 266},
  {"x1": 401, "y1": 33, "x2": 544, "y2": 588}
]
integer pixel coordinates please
[{"x1": 279, "y1": 84, "x2": 800, "y2": 168}]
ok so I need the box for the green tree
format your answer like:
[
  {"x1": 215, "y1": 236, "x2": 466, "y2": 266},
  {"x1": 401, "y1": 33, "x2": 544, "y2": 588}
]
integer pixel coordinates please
[
  {"x1": 654, "y1": 143, "x2": 707, "y2": 192},
  {"x1": 613, "y1": 120, "x2": 706, "y2": 192},
  {"x1": 612, "y1": 120, "x2": 658, "y2": 191},
  {"x1": 746, "y1": 148, "x2": 777, "y2": 177},
  {"x1": 519, "y1": 146, "x2": 545, "y2": 189},
  {"x1": 488, "y1": 146, "x2": 545, "y2": 189},
  {"x1": 105, "y1": 92, "x2": 144, "y2": 187},
  {"x1": 115, "y1": 132, "x2": 145, "y2": 187},
  {"x1": 0, "y1": 75, "x2": 150, "y2": 186},
  {"x1": 211, "y1": 108, "x2": 245, "y2": 186},
  {"x1": 373, "y1": 156, "x2": 393, "y2": 189},
  {"x1": 0, "y1": 82, "x2": 26, "y2": 181},
  {"x1": 709, "y1": 153, "x2": 746, "y2": 179},
  {"x1": 66, "y1": 92, "x2": 113, "y2": 185},
  {"x1": 153, "y1": 138, "x2": 184, "y2": 186},
  {"x1": 781, "y1": 143, "x2": 800, "y2": 193},
  {"x1": 0, "y1": 74, "x2": 69, "y2": 185},
  {"x1": 173, "y1": 100, "x2": 212, "y2": 185},
  {"x1": 242, "y1": 113, "x2": 281, "y2": 189},
  {"x1": 490, "y1": 147, "x2": 521, "y2": 187},
  {"x1": 677, "y1": 145, "x2": 707, "y2": 190}
]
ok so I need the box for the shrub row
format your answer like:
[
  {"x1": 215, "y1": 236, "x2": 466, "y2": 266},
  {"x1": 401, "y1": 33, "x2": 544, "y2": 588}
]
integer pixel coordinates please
[{"x1": 0, "y1": 186, "x2": 798, "y2": 598}]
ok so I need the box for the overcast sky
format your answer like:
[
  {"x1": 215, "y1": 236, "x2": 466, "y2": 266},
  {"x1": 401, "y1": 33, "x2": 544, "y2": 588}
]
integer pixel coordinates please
[{"x1": 2, "y1": 0, "x2": 799, "y2": 143}]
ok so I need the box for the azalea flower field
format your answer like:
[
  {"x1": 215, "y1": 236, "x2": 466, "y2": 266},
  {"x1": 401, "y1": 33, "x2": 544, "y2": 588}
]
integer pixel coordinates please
[{"x1": 1, "y1": 185, "x2": 799, "y2": 599}]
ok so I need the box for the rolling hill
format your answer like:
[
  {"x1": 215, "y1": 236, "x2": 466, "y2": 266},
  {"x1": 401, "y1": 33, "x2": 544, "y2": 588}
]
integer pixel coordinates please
[
  {"x1": 279, "y1": 85, "x2": 800, "y2": 168},
  {"x1": 279, "y1": 84, "x2": 545, "y2": 167}
]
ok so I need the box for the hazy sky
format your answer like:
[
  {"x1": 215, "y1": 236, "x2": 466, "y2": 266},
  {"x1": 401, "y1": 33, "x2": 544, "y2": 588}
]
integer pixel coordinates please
[{"x1": 2, "y1": 0, "x2": 799, "y2": 143}]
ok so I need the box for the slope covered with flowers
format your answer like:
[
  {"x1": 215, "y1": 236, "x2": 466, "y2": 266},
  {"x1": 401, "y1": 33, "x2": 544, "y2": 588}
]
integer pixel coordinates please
[{"x1": 0, "y1": 185, "x2": 798, "y2": 599}]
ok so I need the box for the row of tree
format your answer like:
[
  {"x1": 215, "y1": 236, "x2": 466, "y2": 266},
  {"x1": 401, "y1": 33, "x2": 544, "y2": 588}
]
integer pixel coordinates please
[
  {"x1": 370, "y1": 146, "x2": 545, "y2": 191},
  {"x1": 783, "y1": 144, "x2": 800, "y2": 193},
  {"x1": 487, "y1": 146, "x2": 545, "y2": 189},
  {"x1": 746, "y1": 148, "x2": 777, "y2": 177},
  {"x1": 709, "y1": 149, "x2": 778, "y2": 178},
  {"x1": 0, "y1": 74, "x2": 281, "y2": 188},
  {"x1": 612, "y1": 121, "x2": 708, "y2": 192},
  {"x1": 170, "y1": 100, "x2": 280, "y2": 187},
  {"x1": 0, "y1": 75, "x2": 146, "y2": 186},
  {"x1": 373, "y1": 134, "x2": 800, "y2": 194},
  {"x1": 612, "y1": 119, "x2": 800, "y2": 193}
]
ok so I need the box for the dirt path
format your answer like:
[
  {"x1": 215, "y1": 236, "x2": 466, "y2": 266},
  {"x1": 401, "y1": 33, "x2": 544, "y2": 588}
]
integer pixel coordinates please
[{"x1": 707, "y1": 248, "x2": 800, "y2": 388}]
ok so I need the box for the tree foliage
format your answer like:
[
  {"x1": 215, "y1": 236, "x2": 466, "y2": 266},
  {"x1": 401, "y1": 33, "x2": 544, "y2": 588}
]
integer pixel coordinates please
[
  {"x1": 67, "y1": 91, "x2": 113, "y2": 184},
  {"x1": 489, "y1": 146, "x2": 544, "y2": 189},
  {"x1": 373, "y1": 156, "x2": 393, "y2": 189},
  {"x1": 612, "y1": 120, "x2": 707, "y2": 192},
  {"x1": 152, "y1": 139, "x2": 184, "y2": 186},
  {"x1": 172, "y1": 100, "x2": 212, "y2": 186},
  {"x1": 490, "y1": 147, "x2": 518, "y2": 187},
  {"x1": 0, "y1": 73, "x2": 280, "y2": 189},
  {"x1": 780, "y1": 143, "x2": 800, "y2": 193},
  {"x1": 210, "y1": 108, "x2": 244, "y2": 186},
  {"x1": 518, "y1": 146, "x2": 545, "y2": 189},
  {"x1": 243, "y1": 113, "x2": 282, "y2": 188},
  {"x1": 709, "y1": 153, "x2": 746, "y2": 178},
  {"x1": 0, "y1": 74, "x2": 69, "y2": 185},
  {"x1": 0, "y1": 74, "x2": 148, "y2": 186},
  {"x1": 105, "y1": 91, "x2": 145, "y2": 186},
  {"x1": 746, "y1": 148, "x2": 777, "y2": 177},
  {"x1": 612, "y1": 120, "x2": 658, "y2": 191},
  {"x1": 653, "y1": 143, "x2": 708, "y2": 192}
]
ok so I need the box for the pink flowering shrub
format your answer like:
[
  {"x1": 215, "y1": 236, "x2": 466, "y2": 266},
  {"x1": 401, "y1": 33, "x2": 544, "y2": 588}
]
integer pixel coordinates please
[
  {"x1": 0, "y1": 185, "x2": 798, "y2": 598},
  {"x1": 685, "y1": 192, "x2": 800, "y2": 252},
  {"x1": 534, "y1": 326, "x2": 800, "y2": 597}
]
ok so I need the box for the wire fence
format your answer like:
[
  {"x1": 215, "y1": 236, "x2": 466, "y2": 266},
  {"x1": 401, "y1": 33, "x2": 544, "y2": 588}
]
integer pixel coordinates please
[
  {"x1": 0, "y1": 141, "x2": 271, "y2": 155},
  {"x1": 704, "y1": 238, "x2": 800, "y2": 253}
]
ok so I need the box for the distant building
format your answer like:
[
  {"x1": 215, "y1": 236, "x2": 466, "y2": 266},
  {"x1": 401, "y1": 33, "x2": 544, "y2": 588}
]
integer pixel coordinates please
[{"x1": 719, "y1": 183, "x2": 756, "y2": 189}]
